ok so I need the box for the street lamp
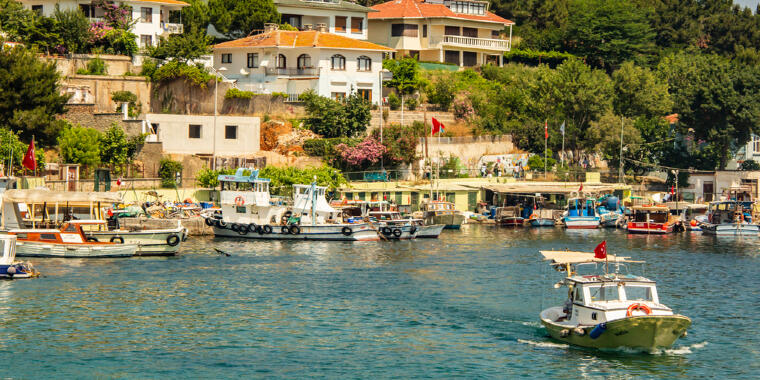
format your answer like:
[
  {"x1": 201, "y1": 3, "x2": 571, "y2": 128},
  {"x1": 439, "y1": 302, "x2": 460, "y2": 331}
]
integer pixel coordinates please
[
  {"x1": 378, "y1": 69, "x2": 393, "y2": 170},
  {"x1": 213, "y1": 66, "x2": 227, "y2": 170}
]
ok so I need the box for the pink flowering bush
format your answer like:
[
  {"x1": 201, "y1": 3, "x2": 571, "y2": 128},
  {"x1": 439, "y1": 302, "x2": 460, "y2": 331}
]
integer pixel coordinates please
[
  {"x1": 336, "y1": 137, "x2": 386, "y2": 168},
  {"x1": 89, "y1": 21, "x2": 112, "y2": 44},
  {"x1": 93, "y1": 0, "x2": 133, "y2": 30},
  {"x1": 452, "y1": 92, "x2": 475, "y2": 121}
]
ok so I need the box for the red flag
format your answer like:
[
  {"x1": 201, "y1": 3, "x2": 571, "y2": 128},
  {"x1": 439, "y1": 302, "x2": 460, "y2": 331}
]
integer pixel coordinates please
[
  {"x1": 22, "y1": 138, "x2": 36, "y2": 172},
  {"x1": 432, "y1": 117, "x2": 445, "y2": 135},
  {"x1": 579, "y1": 183, "x2": 583, "y2": 192},
  {"x1": 670, "y1": 186, "x2": 674, "y2": 195},
  {"x1": 544, "y1": 121, "x2": 548, "y2": 140},
  {"x1": 594, "y1": 241, "x2": 607, "y2": 259}
]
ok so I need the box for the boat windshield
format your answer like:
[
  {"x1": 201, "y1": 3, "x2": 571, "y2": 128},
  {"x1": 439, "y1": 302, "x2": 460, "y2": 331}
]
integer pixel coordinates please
[
  {"x1": 624, "y1": 285, "x2": 654, "y2": 302},
  {"x1": 588, "y1": 285, "x2": 619, "y2": 302}
]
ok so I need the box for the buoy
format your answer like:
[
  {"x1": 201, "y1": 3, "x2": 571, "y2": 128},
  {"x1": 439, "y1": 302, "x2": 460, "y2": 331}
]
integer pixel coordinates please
[
  {"x1": 690, "y1": 220, "x2": 697, "y2": 227},
  {"x1": 589, "y1": 323, "x2": 607, "y2": 339},
  {"x1": 559, "y1": 329, "x2": 570, "y2": 338},
  {"x1": 573, "y1": 327, "x2": 586, "y2": 336},
  {"x1": 6, "y1": 266, "x2": 16, "y2": 276}
]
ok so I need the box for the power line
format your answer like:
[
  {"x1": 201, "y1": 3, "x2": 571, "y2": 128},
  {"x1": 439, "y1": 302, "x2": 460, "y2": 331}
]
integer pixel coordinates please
[{"x1": 622, "y1": 157, "x2": 715, "y2": 174}]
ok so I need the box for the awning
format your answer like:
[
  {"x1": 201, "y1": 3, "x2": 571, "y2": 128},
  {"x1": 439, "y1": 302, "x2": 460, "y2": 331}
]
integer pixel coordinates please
[
  {"x1": 482, "y1": 184, "x2": 617, "y2": 194},
  {"x1": 1, "y1": 189, "x2": 122, "y2": 204}
]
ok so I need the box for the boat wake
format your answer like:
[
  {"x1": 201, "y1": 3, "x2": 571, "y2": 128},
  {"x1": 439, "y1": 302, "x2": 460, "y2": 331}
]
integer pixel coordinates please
[
  {"x1": 517, "y1": 339, "x2": 569, "y2": 349},
  {"x1": 657, "y1": 341, "x2": 708, "y2": 355}
]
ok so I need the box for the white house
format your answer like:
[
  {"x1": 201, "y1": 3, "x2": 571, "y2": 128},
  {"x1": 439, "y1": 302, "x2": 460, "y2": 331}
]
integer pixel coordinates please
[
  {"x1": 147, "y1": 114, "x2": 260, "y2": 157},
  {"x1": 212, "y1": 24, "x2": 393, "y2": 104},
  {"x1": 275, "y1": 0, "x2": 375, "y2": 40},
  {"x1": 19, "y1": 0, "x2": 188, "y2": 48}
]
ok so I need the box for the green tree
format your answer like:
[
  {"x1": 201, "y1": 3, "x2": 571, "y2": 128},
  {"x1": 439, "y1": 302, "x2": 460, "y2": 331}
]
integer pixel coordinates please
[
  {"x1": 383, "y1": 57, "x2": 421, "y2": 98},
  {"x1": 207, "y1": 0, "x2": 279, "y2": 38},
  {"x1": 563, "y1": 0, "x2": 655, "y2": 71},
  {"x1": 99, "y1": 124, "x2": 132, "y2": 174},
  {"x1": 300, "y1": 91, "x2": 370, "y2": 138},
  {"x1": 0, "y1": 45, "x2": 70, "y2": 146},
  {"x1": 58, "y1": 125, "x2": 102, "y2": 166},
  {"x1": 0, "y1": 0, "x2": 36, "y2": 41},
  {"x1": 53, "y1": 6, "x2": 91, "y2": 54},
  {"x1": 148, "y1": 28, "x2": 212, "y2": 64},
  {"x1": 181, "y1": 0, "x2": 210, "y2": 33},
  {"x1": 158, "y1": 157, "x2": 183, "y2": 187},
  {"x1": 426, "y1": 75, "x2": 456, "y2": 111},
  {"x1": 612, "y1": 62, "x2": 672, "y2": 119},
  {"x1": 258, "y1": 165, "x2": 346, "y2": 196}
]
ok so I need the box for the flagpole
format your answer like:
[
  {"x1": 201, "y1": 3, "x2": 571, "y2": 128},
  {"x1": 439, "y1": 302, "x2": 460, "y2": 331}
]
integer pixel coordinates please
[
  {"x1": 32, "y1": 136, "x2": 36, "y2": 177},
  {"x1": 561, "y1": 121, "x2": 565, "y2": 167},
  {"x1": 544, "y1": 119, "x2": 547, "y2": 179}
]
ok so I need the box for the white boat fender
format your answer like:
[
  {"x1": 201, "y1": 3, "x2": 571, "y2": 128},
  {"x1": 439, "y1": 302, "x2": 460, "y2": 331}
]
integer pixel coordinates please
[
  {"x1": 181, "y1": 228, "x2": 189, "y2": 241},
  {"x1": 166, "y1": 234, "x2": 181, "y2": 247},
  {"x1": 573, "y1": 327, "x2": 586, "y2": 336},
  {"x1": 237, "y1": 224, "x2": 249, "y2": 235},
  {"x1": 289, "y1": 225, "x2": 301, "y2": 235},
  {"x1": 6, "y1": 265, "x2": 15, "y2": 277},
  {"x1": 110, "y1": 236, "x2": 125, "y2": 244},
  {"x1": 559, "y1": 329, "x2": 570, "y2": 338},
  {"x1": 392, "y1": 228, "x2": 402, "y2": 237},
  {"x1": 589, "y1": 323, "x2": 607, "y2": 339},
  {"x1": 341, "y1": 226, "x2": 352, "y2": 236},
  {"x1": 281, "y1": 226, "x2": 290, "y2": 234}
]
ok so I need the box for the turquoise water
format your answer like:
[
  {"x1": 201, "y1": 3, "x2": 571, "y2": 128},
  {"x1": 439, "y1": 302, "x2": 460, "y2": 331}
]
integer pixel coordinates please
[{"x1": 2, "y1": 226, "x2": 759, "y2": 378}]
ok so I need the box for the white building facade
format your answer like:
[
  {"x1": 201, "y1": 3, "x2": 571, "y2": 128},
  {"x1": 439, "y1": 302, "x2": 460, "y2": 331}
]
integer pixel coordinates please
[
  {"x1": 147, "y1": 114, "x2": 260, "y2": 157},
  {"x1": 19, "y1": 0, "x2": 187, "y2": 48},
  {"x1": 213, "y1": 26, "x2": 393, "y2": 104},
  {"x1": 275, "y1": 0, "x2": 374, "y2": 40}
]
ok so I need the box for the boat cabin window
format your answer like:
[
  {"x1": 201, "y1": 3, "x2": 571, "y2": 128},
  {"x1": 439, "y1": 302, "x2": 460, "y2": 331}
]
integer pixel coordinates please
[
  {"x1": 574, "y1": 287, "x2": 584, "y2": 303},
  {"x1": 64, "y1": 224, "x2": 78, "y2": 233},
  {"x1": 650, "y1": 212, "x2": 668, "y2": 223},
  {"x1": 588, "y1": 285, "x2": 620, "y2": 302},
  {"x1": 16, "y1": 233, "x2": 27, "y2": 239},
  {"x1": 40, "y1": 233, "x2": 58, "y2": 241},
  {"x1": 623, "y1": 285, "x2": 653, "y2": 302},
  {"x1": 236, "y1": 206, "x2": 246, "y2": 213},
  {"x1": 79, "y1": 224, "x2": 106, "y2": 232}
]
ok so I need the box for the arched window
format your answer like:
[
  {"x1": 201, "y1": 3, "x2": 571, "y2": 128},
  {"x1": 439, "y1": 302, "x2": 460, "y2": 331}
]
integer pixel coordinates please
[
  {"x1": 357, "y1": 56, "x2": 371, "y2": 72},
  {"x1": 277, "y1": 54, "x2": 287, "y2": 69},
  {"x1": 331, "y1": 54, "x2": 346, "y2": 70},
  {"x1": 297, "y1": 54, "x2": 312, "y2": 69}
]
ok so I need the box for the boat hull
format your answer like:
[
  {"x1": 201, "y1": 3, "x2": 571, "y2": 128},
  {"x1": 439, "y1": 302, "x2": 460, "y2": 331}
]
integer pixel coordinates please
[
  {"x1": 87, "y1": 228, "x2": 186, "y2": 256},
  {"x1": 15, "y1": 241, "x2": 136, "y2": 258},
  {"x1": 425, "y1": 213, "x2": 464, "y2": 229},
  {"x1": 499, "y1": 217, "x2": 525, "y2": 226},
  {"x1": 213, "y1": 224, "x2": 379, "y2": 241},
  {"x1": 376, "y1": 224, "x2": 418, "y2": 240},
  {"x1": 627, "y1": 222, "x2": 674, "y2": 234},
  {"x1": 702, "y1": 223, "x2": 760, "y2": 236},
  {"x1": 541, "y1": 314, "x2": 691, "y2": 350},
  {"x1": 530, "y1": 218, "x2": 555, "y2": 227},
  {"x1": 563, "y1": 217, "x2": 600, "y2": 229},
  {"x1": 415, "y1": 224, "x2": 445, "y2": 238},
  {"x1": 0, "y1": 263, "x2": 38, "y2": 278}
]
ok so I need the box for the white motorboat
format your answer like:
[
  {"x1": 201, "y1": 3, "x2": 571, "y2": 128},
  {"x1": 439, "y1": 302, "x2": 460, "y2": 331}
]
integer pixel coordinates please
[
  {"x1": 210, "y1": 169, "x2": 378, "y2": 241},
  {"x1": 702, "y1": 201, "x2": 759, "y2": 236},
  {"x1": 0, "y1": 234, "x2": 38, "y2": 278},
  {"x1": 78, "y1": 220, "x2": 187, "y2": 256},
  {"x1": 367, "y1": 211, "x2": 419, "y2": 240},
  {"x1": 539, "y1": 248, "x2": 690, "y2": 350}
]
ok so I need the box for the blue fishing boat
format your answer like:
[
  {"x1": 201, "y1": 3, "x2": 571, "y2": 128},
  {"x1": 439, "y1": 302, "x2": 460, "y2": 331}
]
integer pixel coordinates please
[
  {"x1": 597, "y1": 195, "x2": 623, "y2": 228},
  {"x1": 562, "y1": 197, "x2": 600, "y2": 229}
]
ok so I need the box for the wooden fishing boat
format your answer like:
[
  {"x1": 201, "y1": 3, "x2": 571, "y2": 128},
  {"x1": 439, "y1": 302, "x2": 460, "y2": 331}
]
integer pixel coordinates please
[
  {"x1": 10, "y1": 222, "x2": 136, "y2": 258},
  {"x1": 539, "y1": 248, "x2": 690, "y2": 350},
  {"x1": 562, "y1": 197, "x2": 600, "y2": 229},
  {"x1": 367, "y1": 211, "x2": 419, "y2": 240},
  {"x1": 626, "y1": 205, "x2": 678, "y2": 234},
  {"x1": 77, "y1": 220, "x2": 186, "y2": 256},
  {"x1": 495, "y1": 206, "x2": 524, "y2": 226},
  {"x1": 528, "y1": 209, "x2": 555, "y2": 227},
  {"x1": 416, "y1": 201, "x2": 465, "y2": 229}
]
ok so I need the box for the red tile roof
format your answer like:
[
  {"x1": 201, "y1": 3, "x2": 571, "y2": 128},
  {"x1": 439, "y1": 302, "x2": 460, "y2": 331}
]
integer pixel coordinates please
[
  {"x1": 369, "y1": 0, "x2": 513, "y2": 25},
  {"x1": 214, "y1": 30, "x2": 394, "y2": 51}
]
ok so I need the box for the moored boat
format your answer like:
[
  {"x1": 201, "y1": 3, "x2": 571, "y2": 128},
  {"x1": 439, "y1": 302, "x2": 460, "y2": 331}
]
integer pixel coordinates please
[
  {"x1": 626, "y1": 205, "x2": 678, "y2": 234},
  {"x1": 414, "y1": 223, "x2": 445, "y2": 238},
  {"x1": 538, "y1": 247, "x2": 690, "y2": 351},
  {"x1": 495, "y1": 206, "x2": 524, "y2": 226},
  {"x1": 416, "y1": 201, "x2": 465, "y2": 229},
  {"x1": 528, "y1": 209, "x2": 555, "y2": 227},
  {"x1": 0, "y1": 234, "x2": 39, "y2": 278},
  {"x1": 562, "y1": 197, "x2": 600, "y2": 229},
  {"x1": 367, "y1": 211, "x2": 419, "y2": 240},
  {"x1": 701, "y1": 200, "x2": 759, "y2": 236},
  {"x1": 10, "y1": 222, "x2": 137, "y2": 258},
  {"x1": 78, "y1": 220, "x2": 187, "y2": 256}
]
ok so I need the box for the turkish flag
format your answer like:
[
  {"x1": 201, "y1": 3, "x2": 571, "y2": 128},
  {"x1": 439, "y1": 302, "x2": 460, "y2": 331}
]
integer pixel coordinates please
[
  {"x1": 579, "y1": 183, "x2": 583, "y2": 192},
  {"x1": 432, "y1": 117, "x2": 445, "y2": 135},
  {"x1": 544, "y1": 121, "x2": 548, "y2": 140},
  {"x1": 22, "y1": 138, "x2": 36, "y2": 172},
  {"x1": 594, "y1": 240, "x2": 607, "y2": 259}
]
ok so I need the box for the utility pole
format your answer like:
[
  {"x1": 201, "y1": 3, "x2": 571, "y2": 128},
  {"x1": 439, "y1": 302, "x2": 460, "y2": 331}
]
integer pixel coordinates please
[{"x1": 619, "y1": 116, "x2": 624, "y2": 184}]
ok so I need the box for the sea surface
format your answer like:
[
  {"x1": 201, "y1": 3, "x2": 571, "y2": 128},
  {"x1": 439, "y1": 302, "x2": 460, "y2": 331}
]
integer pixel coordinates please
[{"x1": 2, "y1": 226, "x2": 758, "y2": 378}]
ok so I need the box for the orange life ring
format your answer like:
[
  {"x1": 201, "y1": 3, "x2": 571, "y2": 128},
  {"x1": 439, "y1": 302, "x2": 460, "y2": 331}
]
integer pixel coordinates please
[
  {"x1": 626, "y1": 303, "x2": 652, "y2": 317},
  {"x1": 234, "y1": 196, "x2": 245, "y2": 207},
  {"x1": 530, "y1": 213, "x2": 539, "y2": 220}
]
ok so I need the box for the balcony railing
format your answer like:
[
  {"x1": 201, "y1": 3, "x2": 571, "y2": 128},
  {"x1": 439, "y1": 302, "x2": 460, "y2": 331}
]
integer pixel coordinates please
[
  {"x1": 265, "y1": 67, "x2": 319, "y2": 76},
  {"x1": 162, "y1": 22, "x2": 183, "y2": 34},
  {"x1": 431, "y1": 35, "x2": 510, "y2": 50}
]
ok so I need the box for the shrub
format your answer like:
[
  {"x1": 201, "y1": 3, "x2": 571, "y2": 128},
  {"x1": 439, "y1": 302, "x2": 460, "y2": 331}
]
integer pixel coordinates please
[
  {"x1": 158, "y1": 157, "x2": 183, "y2": 187},
  {"x1": 111, "y1": 90, "x2": 141, "y2": 117},
  {"x1": 526, "y1": 150, "x2": 557, "y2": 172},
  {"x1": 426, "y1": 76, "x2": 456, "y2": 111},
  {"x1": 740, "y1": 160, "x2": 760, "y2": 171},
  {"x1": 300, "y1": 91, "x2": 370, "y2": 138},
  {"x1": 77, "y1": 57, "x2": 108, "y2": 75},
  {"x1": 406, "y1": 96, "x2": 419, "y2": 111},
  {"x1": 303, "y1": 138, "x2": 361, "y2": 158},
  {"x1": 195, "y1": 167, "x2": 235, "y2": 188},
  {"x1": 335, "y1": 137, "x2": 386, "y2": 168},
  {"x1": 151, "y1": 61, "x2": 217, "y2": 88},
  {"x1": 140, "y1": 58, "x2": 158, "y2": 78},
  {"x1": 452, "y1": 93, "x2": 475, "y2": 120},
  {"x1": 503, "y1": 48, "x2": 576, "y2": 68},
  {"x1": 387, "y1": 91, "x2": 400, "y2": 110},
  {"x1": 225, "y1": 88, "x2": 254, "y2": 99},
  {"x1": 271, "y1": 92, "x2": 287, "y2": 99},
  {"x1": 58, "y1": 125, "x2": 102, "y2": 166}
]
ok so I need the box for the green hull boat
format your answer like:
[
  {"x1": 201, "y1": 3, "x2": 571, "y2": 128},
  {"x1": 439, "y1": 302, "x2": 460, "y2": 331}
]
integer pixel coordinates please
[{"x1": 541, "y1": 313, "x2": 691, "y2": 350}]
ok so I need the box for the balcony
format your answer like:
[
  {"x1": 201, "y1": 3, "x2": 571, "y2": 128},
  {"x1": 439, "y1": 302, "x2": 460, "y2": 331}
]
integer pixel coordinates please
[
  {"x1": 162, "y1": 22, "x2": 183, "y2": 34},
  {"x1": 431, "y1": 35, "x2": 510, "y2": 51},
  {"x1": 264, "y1": 67, "x2": 319, "y2": 77}
]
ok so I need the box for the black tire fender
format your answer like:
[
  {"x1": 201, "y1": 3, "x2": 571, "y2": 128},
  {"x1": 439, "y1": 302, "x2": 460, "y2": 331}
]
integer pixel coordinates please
[
  {"x1": 205, "y1": 217, "x2": 214, "y2": 226},
  {"x1": 263, "y1": 225, "x2": 273, "y2": 234},
  {"x1": 216, "y1": 219, "x2": 227, "y2": 229},
  {"x1": 109, "y1": 236, "x2": 125, "y2": 244},
  {"x1": 230, "y1": 223, "x2": 240, "y2": 232},
  {"x1": 381, "y1": 226, "x2": 392, "y2": 236},
  {"x1": 392, "y1": 228, "x2": 402, "y2": 237},
  {"x1": 166, "y1": 234, "x2": 180, "y2": 247},
  {"x1": 341, "y1": 226, "x2": 352, "y2": 236},
  {"x1": 86, "y1": 236, "x2": 99, "y2": 242},
  {"x1": 289, "y1": 225, "x2": 301, "y2": 235},
  {"x1": 281, "y1": 226, "x2": 290, "y2": 234},
  {"x1": 237, "y1": 224, "x2": 249, "y2": 235}
]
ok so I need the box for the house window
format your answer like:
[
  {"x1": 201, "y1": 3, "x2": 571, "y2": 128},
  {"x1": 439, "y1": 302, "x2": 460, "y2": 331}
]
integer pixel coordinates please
[
  {"x1": 444, "y1": 50, "x2": 460, "y2": 65},
  {"x1": 445, "y1": 26, "x2": 461, "y2": 36},
  {"x1": 247, "y1": 53, "x2": 258, "y2": 68},
  {"x1": 331, "y1": 54, "x2": 345, "y2": 70},
  {"x1": 297, "y1": 54, "x2": 312, "y2": 69},
  {"x1": 188, "y1": 124, "x2": 201, "y2": 139},
  {"x1": 221, "y1": 53, "x2": 231, "y2": 64},
  {"x1": 357, "y1": 56, "x2": 371, "y2": 71},
  {"x1": 31, "y1": 5, "x2": 42, "y2": 15},
  {"x1": 423, "y1": 25, "x2": 428, "y2": 38},
  {"x1": 753, "y1": 135, "x2": 760, "y2": 154},
  {"x1": 141, "y1": 7, "x2": 152, "y2": 23},
  {"x1": 225, "y1": 125, "x2": 237, "y2": 140},
  {"x1": 335, "y1": 16, "x2": 347, "y2": 32},
  {"x1": 391, "y1": 23, "x2": 418, "y2": 37},
  {"x1": 357, "y1": 89, "x2": 371, "y2": 102},
  {"x1": 332, "y1": 92, "x2": 346, "y2": 101},
  {"x1": 79, "y1": 4, "x2": 92, "y2": 17},
  {"x1": 491, "y1": 30, "x2": 500, "y2": 38},
  {"x1": 463, "y1": 27, "x2": 478, "y2": 37},
  {"x1": 140, "y1": 35, "x2": 153, "y2": 47},
  {"x1": 463, "y1": 51, "x2": 477, "y2": 67},
  {"x1": 351, "y1": 17, "x2": 363, "y2": 33},
  {"x1": 277, "y1": 54, "x2": 287, "y2": 69}
]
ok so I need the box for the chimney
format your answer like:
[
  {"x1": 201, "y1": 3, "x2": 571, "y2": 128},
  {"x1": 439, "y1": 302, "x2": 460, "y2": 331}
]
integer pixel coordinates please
[
  {"x1": 264, "y1": 23, "x2": 279, "y2": 33},
  {"x1": 317, "y1": 23, "x2": 327, "y2": 33}
]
